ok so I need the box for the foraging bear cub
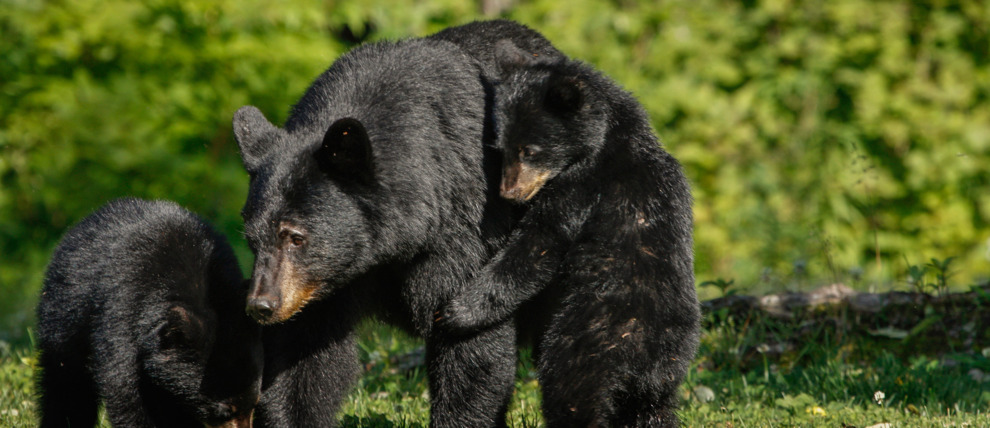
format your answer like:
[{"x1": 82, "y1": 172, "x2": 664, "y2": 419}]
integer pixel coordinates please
[
  {"x1": 36, "y1": 198, "x2": 263, "y2": 428},
  {"x1": 440, "y1": 41, "x2": 702, "y2": 427}
]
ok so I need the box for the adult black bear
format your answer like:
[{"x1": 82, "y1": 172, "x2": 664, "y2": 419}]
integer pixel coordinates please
[
  {"x1": 232, "y1": 21, "x2": 562, "y2": 428},
  {"x1": 35, "y1": 198, "x2": 263, "y2": 428},
  {"x1": 440, "y1": 41, "x2": 701, "y2": 427}
]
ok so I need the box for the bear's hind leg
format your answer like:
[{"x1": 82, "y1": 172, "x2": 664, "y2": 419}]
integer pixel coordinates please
[
  {"x1": 537, "y1": 310, "x2": 622, "y2": 428},
  {"x1": 537, "y1": 292, "x2": 687, "y2": 428},
  {"x1": 537, "y1": 347, "x2": 615, "y2": 427}
]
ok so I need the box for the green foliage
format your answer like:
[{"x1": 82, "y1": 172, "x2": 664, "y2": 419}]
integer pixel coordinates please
[
  {"x1": 927, "y1": 256, "x2": 957, "y2": 295},
  {"x1": 700, "y1": 277, "x2": 738, "y2": 297},
  {"x1": 0, "y1": 0, "x2": 347, "y2": 342},
  {"x1": 907, "y1": 262, "x2": 932, "y2": 294},
  {"x1": 906, "y1": 256, "x2": 959, "y2": 296}
]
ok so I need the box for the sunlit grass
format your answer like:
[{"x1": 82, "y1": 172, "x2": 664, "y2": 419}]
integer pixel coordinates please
[{"x1": 5, "y1": 313, "x2": 989, "y2": 427}]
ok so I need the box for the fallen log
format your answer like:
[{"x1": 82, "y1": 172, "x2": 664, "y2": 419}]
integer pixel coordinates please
[{"x1": 701, "y1": 283, "x2": 990, "y2": 361}]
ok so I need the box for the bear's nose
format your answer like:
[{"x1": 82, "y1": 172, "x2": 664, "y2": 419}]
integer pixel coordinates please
[{"x1": 246, "y1": 297, "x2": 276, "y2": 321}]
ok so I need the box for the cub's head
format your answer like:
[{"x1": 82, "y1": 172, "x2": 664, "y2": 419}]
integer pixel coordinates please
[
  {"x1": 233, "y1": 106, "x2": 376, "y2": 324},
  {"x1": 144, "y1": 299, "x2": 263, "y2": 428},
  {"x1": 492, "y1": 40, "x2": 608, "y2": 203}
]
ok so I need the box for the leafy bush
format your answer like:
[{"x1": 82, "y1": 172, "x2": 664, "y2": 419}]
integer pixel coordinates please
[{"x1": 0, "y1": 0, "x2": 346, "y2": 340}]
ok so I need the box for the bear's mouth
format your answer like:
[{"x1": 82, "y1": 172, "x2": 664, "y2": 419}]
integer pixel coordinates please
[
  {"x1": 246, "y1": 257, "x2": 322, "y2": 325},
  {"x1": 500, "y1": 163, "x2": 553, "y2": 202},
  {"x1": 269, "y1": 278, "x2": 322, "y2": 324}
]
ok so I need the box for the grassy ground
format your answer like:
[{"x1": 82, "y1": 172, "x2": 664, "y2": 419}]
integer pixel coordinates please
[{"x1": 3, "y1": 316, "x2": 989, "y2": 428}]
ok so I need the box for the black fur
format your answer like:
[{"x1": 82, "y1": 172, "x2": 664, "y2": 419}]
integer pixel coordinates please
[
  {"x1": 232, "y1": 21, "x2": 563, "y2": 428},
  {"x1": 440, "y1": 43, "x2": 701, "y2": 427},
  {"x1": 430, "y1": 20, "x2": 562, "y2": 82},
  {"x1": 35, "y1": 198, "x2": 263, "y2": 428}
]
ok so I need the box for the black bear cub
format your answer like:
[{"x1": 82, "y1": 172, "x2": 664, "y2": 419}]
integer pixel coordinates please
[
  {"x1": 36, "y1": 198, "x2": 263, "y2": 428},
  {"x1": 441, "y1": 41, "x2": 701, "y2": 427}
]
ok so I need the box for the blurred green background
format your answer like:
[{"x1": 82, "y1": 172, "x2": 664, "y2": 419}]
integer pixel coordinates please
[{"x1": 2, "y1": 0, "x2": 988, "y2": 343}]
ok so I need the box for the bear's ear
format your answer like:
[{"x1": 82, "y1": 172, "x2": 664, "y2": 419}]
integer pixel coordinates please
[
  {"x1": 494, "y1": 39, "x2": 537, "y2": 76},
  {"x1": 159, "y1": 305, "x2": 210, "y2": 351},
  {"x1": 545, "y1": 74, "x2": 586, "y2": 114},
  {"x1": 315, "y1": 117, "x2": 374, "y2": 184},
  {"x1": 233, "y1": 105, "x2": 279, "y2": 172}
]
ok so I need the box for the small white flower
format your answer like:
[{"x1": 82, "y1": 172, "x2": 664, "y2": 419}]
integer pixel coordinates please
[
  {"x1": 692, "y1": 385, "x2": 715, "y2": 403},
  {"x1": 969, "y1": 368, "x2": 986, "y2": 383},
  {"x1": 873, "y1": 390, "x2": 885, "y2": 405}
]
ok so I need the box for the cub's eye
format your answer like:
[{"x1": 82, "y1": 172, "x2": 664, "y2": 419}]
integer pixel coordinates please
[
  {"x1": 205, "y1": 403, "x2": 235, "y2": 425},
  {"x1": 520, "y1": 145, "x2": 541, "y2": 158},
  {"x1": 290, "y1": 234, "x2": 305, "y2": 247}
]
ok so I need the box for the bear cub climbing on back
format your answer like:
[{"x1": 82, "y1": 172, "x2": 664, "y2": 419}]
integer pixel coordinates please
[
  {"x1": 440, "y1": 41, "x2": 702, "y2": 427},
  {"x1": 36, "y1": 198, "x2": 263, "y2": 428}
]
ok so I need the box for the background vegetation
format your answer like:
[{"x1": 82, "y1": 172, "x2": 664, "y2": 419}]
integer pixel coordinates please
[
  {"x1": 3, "y1": 0, "x2": 989, "y2": 340},
  {"x1": 1, "y1": 0, "x2": 988, "y2": 425}
]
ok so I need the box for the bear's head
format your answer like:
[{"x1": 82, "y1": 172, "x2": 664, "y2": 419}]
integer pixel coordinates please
[
  {"x1": 492, "y1": 40, "x2": 608, "y2": 203},
  {"x1": 232, "y1": 40, "x2": 486, "y2": 325},
  {"x1": 144, "y1": 297, "x2": 263, "y2": 428},
  {"x1": 233, "y1": 107, "x2": 378, "y2": 324}
]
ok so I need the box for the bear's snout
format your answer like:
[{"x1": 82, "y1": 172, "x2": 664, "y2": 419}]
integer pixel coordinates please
[
  {"x1": 245, "y1": 267, "x2": 282, "y2": 323},
  {"x1": 246, "y1": 295, "x2": 277, "y2": 322},
  {"x1": 245, "y1": 253, "x2": 321, "y2": 324}
]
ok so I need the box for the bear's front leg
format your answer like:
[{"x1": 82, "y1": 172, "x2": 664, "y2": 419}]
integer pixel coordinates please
[
  {"x1": 426, "y1": 320, "x2": 516, "y2": 428},
  {"x1": 254, "y1": 299, "x2": 361, "y2": 428},
  {"x1": 438, "y1": 271, "x2": 513, "y2": 331}
]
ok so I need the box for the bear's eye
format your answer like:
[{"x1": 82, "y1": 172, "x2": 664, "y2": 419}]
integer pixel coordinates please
[{"x1": 278, "y1": 229, "x2": 306, "y2": 247}]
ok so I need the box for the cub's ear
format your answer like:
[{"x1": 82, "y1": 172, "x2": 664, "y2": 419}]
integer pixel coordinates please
[
  {"x1": 545, "y1": 74, "x2": 586, "y2": 114},
  {"x1": 315, "y1": 117, "x2": 374, "y2": 184},
  {"x1": 494, "y1": 39, "x2": 537, "y2": 76},
  {"x1": 233, "y1": 106, "x2": 278, "y2": 172},
  {"x1": 159, "y1": 305, "x2": 210, "y2": 351}
]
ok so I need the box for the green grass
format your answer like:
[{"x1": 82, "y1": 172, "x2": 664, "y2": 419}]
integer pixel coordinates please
[{"x1": 4, "y1": 316, "x2": 989, "y2": 427}]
